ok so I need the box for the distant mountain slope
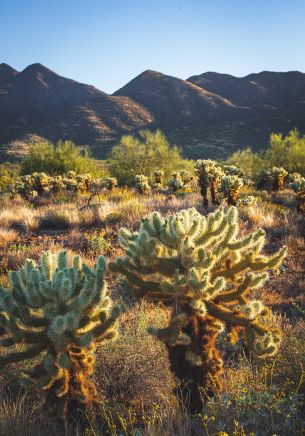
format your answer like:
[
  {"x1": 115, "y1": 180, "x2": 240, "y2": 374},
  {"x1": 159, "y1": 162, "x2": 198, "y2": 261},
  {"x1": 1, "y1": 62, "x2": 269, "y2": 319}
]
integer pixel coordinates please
[
  {"x1": 0, "y1": 63, "x2": 305, "y2": 162},
  {"x1": 114, "y1": 70, "x2": 237, "y2": 126},
  {"x1": 187, "y1": 70, "x2": 305, "y2": 109},
  {"x1": 0, "y1": 63, "x2": 154, "y2": 160}
]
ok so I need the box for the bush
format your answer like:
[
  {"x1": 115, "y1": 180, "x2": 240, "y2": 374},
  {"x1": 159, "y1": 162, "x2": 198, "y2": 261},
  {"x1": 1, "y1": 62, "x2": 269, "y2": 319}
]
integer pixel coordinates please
[
  {"x1": 21, "y1": 140, "x2": 107, "y2": 178},
  {"x1": 108, "y1": 130, "x2": 193, "y2": 185},
  {"x1": 0, "y1": 164, "x2": 19, "y2": 192},
  {"x1": 264, "y1": 129, "x2": 305, "y2": 175}
]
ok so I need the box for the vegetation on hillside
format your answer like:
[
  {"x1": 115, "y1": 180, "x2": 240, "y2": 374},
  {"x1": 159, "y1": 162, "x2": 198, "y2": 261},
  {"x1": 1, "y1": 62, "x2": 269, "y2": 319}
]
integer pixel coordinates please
[{"x1": 0, "y1": 129, "x2": 304, "y2": 435}]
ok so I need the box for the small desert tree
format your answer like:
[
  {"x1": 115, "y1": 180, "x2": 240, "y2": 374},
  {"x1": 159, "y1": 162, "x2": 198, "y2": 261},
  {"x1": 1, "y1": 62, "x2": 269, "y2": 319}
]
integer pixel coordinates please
[
  {"x1": 110, "y1": 207, "x2": 286, "y2": 412},
  {"x1": 21, "y1": 141, "x2": 103, "y2": 177},
  {"x1": 108, "y1": 130, "x2": 192, "y2": 185}
]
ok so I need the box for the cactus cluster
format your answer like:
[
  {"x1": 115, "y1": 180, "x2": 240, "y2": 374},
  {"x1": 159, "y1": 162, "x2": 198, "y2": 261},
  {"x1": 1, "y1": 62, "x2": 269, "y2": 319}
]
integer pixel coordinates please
[
  {"x1": 195, "y1": 160, "x2": 224, "y2": 206},
  {"x1": 0, "y1": 251, "x2": 120, "y2": 418},
  {"x1": 135, "y1": 174, "x2": 151, "y2": 194},
  {"x1": 220, "y1": 175, "x2": 244, "y2": 206},
  {"x1": 224, "y1": 165, "x2": 245, "y2": 178},
  {"x1": 63, "y1": 172, "x2": 92, "y2": 194},
  {"x1": 8, "y1": 172, "x2": 56, "y2": 200},
  {"x1": 258, "y1": 167, "x2": 288, "y2": 192},
  {"x1": 110, "y1": 207, "x2": 286, "y2": 412},
  {"x1": 7, "y1": 172, "x2": 118, "y2": 201}
]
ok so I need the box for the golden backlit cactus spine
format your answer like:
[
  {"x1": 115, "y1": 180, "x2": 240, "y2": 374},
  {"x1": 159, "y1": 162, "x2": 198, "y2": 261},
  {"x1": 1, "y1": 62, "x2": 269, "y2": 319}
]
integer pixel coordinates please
[
  {"x1": 289, "y1": 177, "x2": 305, "y2": 215},
  {"x1": 110, "y1": 207, "x2": 286, "y2": 412},
  {"x1": 0, "y1": 251, "x2": 120, "y2": 419},
  {"x1": 220, "y1": 175, "x2": 243, "y2": 206},
  {"x1": 195, "y1": 160, "x2": 224, "y2": 206}
]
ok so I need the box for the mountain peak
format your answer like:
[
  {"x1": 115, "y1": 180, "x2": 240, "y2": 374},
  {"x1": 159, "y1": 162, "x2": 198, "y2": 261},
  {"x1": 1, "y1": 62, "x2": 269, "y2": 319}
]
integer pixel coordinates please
[
  {"x1": 20, "y1": 63, "x2": 58, "y2": 77},
  {"x1": 0, "y1": 63, "x2": 19, "y2": 76}
]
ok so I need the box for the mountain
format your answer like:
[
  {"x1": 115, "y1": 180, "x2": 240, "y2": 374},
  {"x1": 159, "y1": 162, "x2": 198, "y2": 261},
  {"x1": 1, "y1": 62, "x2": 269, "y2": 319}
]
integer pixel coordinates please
[
  {"x1": 1, "y1": 63, "x2": 305, "y2": 162},
  {"x1": 187, "y1": 71, "x2": 305, "y2": 109},
  {"x1": 114, "y1": 70, "x2": 237, "y2": 125},
  {"x1": 0, "y1": 63, "x2": 154, "y2": 161}
]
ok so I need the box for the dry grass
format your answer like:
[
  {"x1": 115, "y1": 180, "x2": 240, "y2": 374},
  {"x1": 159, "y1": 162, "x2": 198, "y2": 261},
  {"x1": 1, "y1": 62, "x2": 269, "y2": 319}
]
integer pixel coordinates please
[{"x1": 0, "y1": 188, "x2": 304, "y2": 435}]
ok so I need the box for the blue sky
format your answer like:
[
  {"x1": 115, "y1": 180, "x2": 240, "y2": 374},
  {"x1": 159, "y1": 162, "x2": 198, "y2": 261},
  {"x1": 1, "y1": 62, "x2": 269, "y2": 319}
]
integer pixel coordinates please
[{"x1": 1, "y1": 0, "x2": 304, "y2": 93}]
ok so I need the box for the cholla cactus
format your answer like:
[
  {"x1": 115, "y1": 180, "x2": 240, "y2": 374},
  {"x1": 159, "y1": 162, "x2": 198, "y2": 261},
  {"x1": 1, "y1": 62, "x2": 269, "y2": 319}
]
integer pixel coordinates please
[
  {"x1": 224, "y1": 165, "x2": 245, "y2": 178},
  {"x1": 237, "y1": 196, "x2": 258, "y2": 208},
  {"x1": 110, "y1": 207, "x2": 286, "y2": 412},
  {"x1": 0, "y1": 251, "x2": 120, "y2": 418},
  {"x1": 290, "y1": 177, "x2": 305, "y2": 215},
  {"x1": 154, "y1": 170, "x2": 165, "y2": 187},
  {"x1": 31, "y1": 172, "x2": 52, "y2": 195},
  {"x1": 64, "y1": 172, "x2": 92, "y2": 194},
  {"x1": 168, "y1": 172, "x2": 185, "y2": 192},
  {"x1": 270, "y1": 167, "x2": 288, "y2": 191},
  {"x1": 220, "y1": 175, "x2": 243, "y2": 206},
  {"x1": 105, "y1": 177, "x2": 118, "y2": 190},
  {"x1": 258, "y1": 167, "x2": 288, "y2": 192},
  {"x1": 288, "y1": 172, "x2": 302, "y2": 183},
  {"x1": 135, "y1": 174, "x2": 151, "y2": 195},
  {"x1": 51, "y1": 175, "x2": 64, "y2": 194},
  {"x1": 195, "y1": 160, "x2": 224, "y2": 206}
]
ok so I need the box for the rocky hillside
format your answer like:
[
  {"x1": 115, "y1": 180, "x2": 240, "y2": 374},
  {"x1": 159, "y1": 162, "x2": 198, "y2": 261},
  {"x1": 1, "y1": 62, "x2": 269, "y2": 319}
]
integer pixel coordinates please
[
  {"x1": 1, "y1": 63, "x2": 304, "y2": 161},
  {"x1": 0, "y1": 63, "x2": 154, "y2": 161}
]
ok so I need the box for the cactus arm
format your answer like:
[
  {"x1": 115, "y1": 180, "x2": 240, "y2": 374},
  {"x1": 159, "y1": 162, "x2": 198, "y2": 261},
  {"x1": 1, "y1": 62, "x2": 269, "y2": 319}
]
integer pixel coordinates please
[
  {"x1": 215, "y1": 275, "x2": 252, "y2": 303},
  {"x1": 110, "y1": 263, "x2": 162, "y2": 294},
  {"x1": 0, "y1": 344, "x2": 45, "y2": 370},
  {"x1": 206, "y1": 301, "x2": 250, "y2": 326}
]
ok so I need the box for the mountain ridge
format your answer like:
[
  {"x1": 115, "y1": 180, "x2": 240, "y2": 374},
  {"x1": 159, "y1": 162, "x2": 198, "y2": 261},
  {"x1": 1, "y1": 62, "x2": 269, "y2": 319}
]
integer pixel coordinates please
[{"x1": 1, "y1": 63, "x2": 305, "y2": 162}]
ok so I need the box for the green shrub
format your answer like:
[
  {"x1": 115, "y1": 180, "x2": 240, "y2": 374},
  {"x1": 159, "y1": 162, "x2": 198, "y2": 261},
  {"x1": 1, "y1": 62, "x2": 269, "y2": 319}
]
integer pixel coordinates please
[
  {"x1": 108, "y1": 130, "x2": 193, "y2": 185},
  {"x1": 20, "y1": 141, "x2": 106, "y2": 178}
]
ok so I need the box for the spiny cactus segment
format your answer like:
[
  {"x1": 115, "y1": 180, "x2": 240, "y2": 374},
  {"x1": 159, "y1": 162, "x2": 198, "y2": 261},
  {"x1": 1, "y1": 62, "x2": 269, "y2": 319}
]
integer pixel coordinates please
[
  {"x1": 0, "y1": 251, "x2": 120, "y2": 418},
  {"x1": 110, "y1": 207, "x2": 286, "y2": 412}
]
